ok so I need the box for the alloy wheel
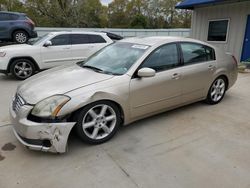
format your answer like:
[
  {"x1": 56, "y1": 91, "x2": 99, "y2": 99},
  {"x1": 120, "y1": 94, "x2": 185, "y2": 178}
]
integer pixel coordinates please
[
  {"x1": 14, "y1": 61, "x2": 33, "y2": 79},
  {"x1": 81, "y1": 104, "x2": 117, "y2": 140},
  {"x1": 210, "y1": 78, "x2": 226, "y2": 102},
  {"x1": 15, "y1": 32, "x2": 27, "y2": 43}
]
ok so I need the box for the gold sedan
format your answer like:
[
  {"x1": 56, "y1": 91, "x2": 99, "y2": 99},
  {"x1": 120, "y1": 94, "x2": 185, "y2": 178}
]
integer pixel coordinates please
[{"x1": 10, "y1": 36, "x2": 238, "y2": 153}]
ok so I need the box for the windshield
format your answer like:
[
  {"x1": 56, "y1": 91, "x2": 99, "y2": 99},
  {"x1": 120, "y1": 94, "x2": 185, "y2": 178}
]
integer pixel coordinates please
[
  {"x1": 28, "y1": 33, "x2": 50, "y2": 45},
  {"x1": 80, "y1": 42, "x2": 149, "y2": 75}
]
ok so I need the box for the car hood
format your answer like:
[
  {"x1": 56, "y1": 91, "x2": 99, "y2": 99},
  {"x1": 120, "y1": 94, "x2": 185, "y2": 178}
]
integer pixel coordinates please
[
  {"x1": 0, "y1": 44, "x2": 33, "y2": 51},
  {"x1": 17, "y1": 65, "x2": 114, "y2": 104}
]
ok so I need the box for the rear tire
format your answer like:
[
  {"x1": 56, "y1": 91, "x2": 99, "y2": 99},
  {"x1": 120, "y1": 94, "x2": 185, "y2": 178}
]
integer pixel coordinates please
[
  {"x1": 13, "y1": 30, "x2": 28, "y2": 44},
  {"x1": 75, "y1": 101, "x2": 121, "y2": 144},
  {"x1": 10, "y1": 59, "x2": 35, "y2": 80},
  {"x1": 206, "y1": 77, "x2": 227, "y2": 105}
]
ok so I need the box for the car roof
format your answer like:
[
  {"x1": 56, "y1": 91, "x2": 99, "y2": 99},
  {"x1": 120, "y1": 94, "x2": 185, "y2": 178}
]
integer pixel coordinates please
[
  {"x1": 0, "y1": 11, "x2": 25, "y2": 15},
  {"x1": 49, "y1": 31, "x2": 107, "y2": 36},
  {"x1": 121, "y1": 36, "x2": 213, "y2": 47}
]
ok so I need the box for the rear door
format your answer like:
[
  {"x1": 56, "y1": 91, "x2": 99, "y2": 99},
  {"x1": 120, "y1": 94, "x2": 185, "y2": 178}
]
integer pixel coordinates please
[
  {"x1": 41, "y1": 34, "x2": 72, "y2": 68},
  {"x1": 0, "y1": 13, "x2": 12, "y2": 39},
  {"x1": 70, "y1": 34, "x2": 108, "y2": 62},
  {"x1": 180, "y1": 42, "x2": 216, "y2": 103}
]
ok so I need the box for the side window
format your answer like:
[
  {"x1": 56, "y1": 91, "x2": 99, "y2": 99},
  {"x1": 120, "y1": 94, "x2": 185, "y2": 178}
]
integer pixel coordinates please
[
  {"x1": 141, "y1": 43, "x2": 179, "y2": 72},
  {"x1": 205, "y1": 46, "x2": 216, "y2": 61},
  {"x1": 71, "y1": 34, "x2": 89, "y2": 45},
  {"x1": 51, "y1": 34, "x2": 70, "y2": 46},
  {"x1": 88, "y1": 35, "x2": 106, "y2": 43},
  {"x1": 10, "y1": 14, "x2": 19, "y2": 20},
  {"x1": 180, "y1": 43, "x2": 207, "y2": 65},
  {"x1": 0, "y1": 13, "x2": 12, "y2": 21}
]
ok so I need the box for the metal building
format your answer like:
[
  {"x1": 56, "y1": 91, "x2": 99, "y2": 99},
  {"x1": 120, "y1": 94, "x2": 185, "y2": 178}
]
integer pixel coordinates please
[{"x1": 176, "y1": 0, "x2": 250, "y2": 62}]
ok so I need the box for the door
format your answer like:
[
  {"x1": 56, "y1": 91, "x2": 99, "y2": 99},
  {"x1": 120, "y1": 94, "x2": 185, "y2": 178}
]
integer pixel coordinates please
[
  {"x1": 70, "y1": 34, "x2": 108, "y2": 62},
  {"x1": 129, "y1": 43, "x2": 182, "y2": 119},
  {"x1": 0, "y1": 13, "x2": 12, "y2": 39},
  {"x1": 41, "y1": 34, "x2": 72, "y2": 68},
  {"x1": 241, "y1": 15, "x2": 250, "y2": 62},
  {"x1": 180, "y1": 42, "x2": 216, "y2": 102}
]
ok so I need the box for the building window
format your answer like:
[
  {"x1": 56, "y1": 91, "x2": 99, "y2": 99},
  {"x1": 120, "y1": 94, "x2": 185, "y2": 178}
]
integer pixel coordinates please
[{"x1": 207, "y1": 19, "x2": 229, "y2": 42}]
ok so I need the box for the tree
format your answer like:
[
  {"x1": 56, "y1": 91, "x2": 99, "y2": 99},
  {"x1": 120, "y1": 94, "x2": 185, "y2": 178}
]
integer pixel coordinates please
[
  {"x1": 130, "y1": 14, "x2": 147, "y2": 28},
  {"x1": 0, "y1": 0, "x2": 191, "y2": 28},
  {"x1": 108, "y1": 0, "x2": 130, "y2": 28}
]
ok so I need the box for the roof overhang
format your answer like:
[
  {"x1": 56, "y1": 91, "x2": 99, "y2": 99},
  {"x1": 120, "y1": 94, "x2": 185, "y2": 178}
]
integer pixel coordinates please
[{"x1": 175, "y1": 0, "x2": 249, "y2": 10}]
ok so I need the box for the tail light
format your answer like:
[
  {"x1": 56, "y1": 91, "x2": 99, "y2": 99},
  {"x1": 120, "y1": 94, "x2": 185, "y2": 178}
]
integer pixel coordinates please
[
  {"x1": 231, "y1": 55, "x2": 238, "y2": 66},
  {"x1": 25, "y1": 18, "x2": 35, "y2": 27}
]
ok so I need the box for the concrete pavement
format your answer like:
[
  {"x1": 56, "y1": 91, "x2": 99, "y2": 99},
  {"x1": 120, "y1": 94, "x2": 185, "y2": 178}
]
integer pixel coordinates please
[{"x1": 0, "y1": 73, "x2": 250, "y2": 188}]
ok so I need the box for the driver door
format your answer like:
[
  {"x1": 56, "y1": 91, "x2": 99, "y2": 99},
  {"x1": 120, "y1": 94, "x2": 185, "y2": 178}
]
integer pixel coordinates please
[
  {"x1": 129, "y1": 43, "x2": 183, "y2": 119},
  {"x1": 41, "y1": 34, "x2": 72, "y2": 68}
]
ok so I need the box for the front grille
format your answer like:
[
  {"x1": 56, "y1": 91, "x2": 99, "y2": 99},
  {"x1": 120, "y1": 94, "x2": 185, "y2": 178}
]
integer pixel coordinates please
[{"x1": 12, "y1": 94, "x2": 26, "y2": 112}]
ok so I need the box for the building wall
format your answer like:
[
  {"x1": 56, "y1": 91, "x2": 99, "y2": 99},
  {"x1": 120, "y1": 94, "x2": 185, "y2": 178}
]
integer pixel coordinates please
[{"x1": 191, "y1": 1, "x2": 250, "y2": 62}]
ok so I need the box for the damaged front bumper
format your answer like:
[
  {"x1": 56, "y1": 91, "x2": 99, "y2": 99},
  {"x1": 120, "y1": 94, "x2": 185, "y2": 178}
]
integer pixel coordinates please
[{"x1": 10, "y1": 104, "x2": 75, "y2": 153}]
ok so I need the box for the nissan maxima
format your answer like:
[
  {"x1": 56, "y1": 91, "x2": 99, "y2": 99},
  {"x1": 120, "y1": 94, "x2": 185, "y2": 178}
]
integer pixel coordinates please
[{"x1": 10, "y1": 36, "x2": 238, "y2": 153}]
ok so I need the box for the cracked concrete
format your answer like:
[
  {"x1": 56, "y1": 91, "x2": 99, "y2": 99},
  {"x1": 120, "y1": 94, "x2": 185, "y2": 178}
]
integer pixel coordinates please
[{"x1": 0, "y1": 73, "x2": 250, "y2": 188}]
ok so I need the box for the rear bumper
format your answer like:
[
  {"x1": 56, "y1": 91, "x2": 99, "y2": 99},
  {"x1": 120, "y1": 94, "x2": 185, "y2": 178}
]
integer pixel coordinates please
[
  {"x1": 10, "y1": 102, "x2": 75, "y2": 153},
  {"x1": 29, "y1": 30, "x2": 38, "y2": 38}
]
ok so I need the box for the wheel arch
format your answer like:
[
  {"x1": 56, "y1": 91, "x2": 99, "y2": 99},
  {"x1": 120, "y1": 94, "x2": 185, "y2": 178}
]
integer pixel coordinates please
[
  {"x1": 7, "y1": 56, "x2": 40, "y2": 73},
  {"x1": 69, "y1": 99, "x2": 125, "y2": 126},
  {"x1": 11, "y1": 28, "x2": 30, "y2": 38},
  {"x1": 216, "y1": 74, "x2": 229, "y2": 90}
]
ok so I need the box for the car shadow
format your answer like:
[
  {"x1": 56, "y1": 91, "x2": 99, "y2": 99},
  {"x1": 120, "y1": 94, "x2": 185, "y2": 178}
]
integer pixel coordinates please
[
  {"x1": 0, "y1": 74, "x2": 21, "y2": 82},
  {"x1": 67, "y1": 101, "x2": 209, "y2": 153}
]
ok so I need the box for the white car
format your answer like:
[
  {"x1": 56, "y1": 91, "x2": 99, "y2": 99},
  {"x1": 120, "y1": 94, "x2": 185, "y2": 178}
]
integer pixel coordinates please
[{"x1": 0, "y1": 31, "x2": 113, "y2": 79}]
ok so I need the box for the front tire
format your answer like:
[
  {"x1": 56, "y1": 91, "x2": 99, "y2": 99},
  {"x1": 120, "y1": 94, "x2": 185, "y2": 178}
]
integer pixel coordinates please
[
  {"x1": 206, "y1": 77, "x2": 227, "y2": 105},
  {"x1": 75, "y1": 101, "x2": 121, "y2": 144},
  {"x1": 13, "y1": 30, "x2": 28, "y2": 44},
  {"x1": 10, "y1": 59, "x2": 35, "y2": 80}
]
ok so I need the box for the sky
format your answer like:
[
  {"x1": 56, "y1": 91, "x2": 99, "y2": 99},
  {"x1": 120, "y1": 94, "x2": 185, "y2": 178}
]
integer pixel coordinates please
[{"x1": 100, "y1": 0, "x2": 113, "y2": 6}]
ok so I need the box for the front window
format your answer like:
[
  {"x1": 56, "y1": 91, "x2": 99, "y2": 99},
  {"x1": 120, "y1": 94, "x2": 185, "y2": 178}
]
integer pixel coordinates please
[
  {"x1": 80, "y1": 42, "x2": 149, "y2": 75},
  {"x1": 140, "y1": 43, "x2": 179, "y2": 72},
  {"x1": 50, "y1": 34, "x2": 70, "y2": 46},
  {"x1": 28, "y1": 33, "x2": 51, "y2": 45},
  {"x1": 207, "y1": 19, "x2": 229, "y2": 42}
]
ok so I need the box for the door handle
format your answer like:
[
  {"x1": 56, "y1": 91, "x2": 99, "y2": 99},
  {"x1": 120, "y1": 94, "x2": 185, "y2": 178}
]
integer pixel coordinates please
[
  {"x1": 172, "y1": 73, "x2": 180, "y2": 80},
  {"x1": 63, "y1": 47, "x2": 70, "y2": 50},
  {"x1": 208, "y1": 65, "x2": 215, "y2": 71}
]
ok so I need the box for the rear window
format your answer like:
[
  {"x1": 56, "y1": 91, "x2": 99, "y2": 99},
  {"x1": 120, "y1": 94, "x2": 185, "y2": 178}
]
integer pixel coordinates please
[
  {"x1": 88, "y1": 35, "x2": 106, "y2": 43},
  {"x1": 205, "y1": 46, "x2": 216, "y2": 61},
  {"x1": 180, "y1": 43, "x2": 215, "y2": 65},
  {"x1": 10, "y1": 14, "x2": 19, "y2": 20},
  {"x1": 71, "y1": 34, "x2": 89, "y2": 44}
]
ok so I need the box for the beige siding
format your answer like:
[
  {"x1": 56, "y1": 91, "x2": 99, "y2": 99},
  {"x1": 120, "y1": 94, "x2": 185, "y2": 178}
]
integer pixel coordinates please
[{"x1": 191, "y1": 1, "x2": 250, "y2": 61}]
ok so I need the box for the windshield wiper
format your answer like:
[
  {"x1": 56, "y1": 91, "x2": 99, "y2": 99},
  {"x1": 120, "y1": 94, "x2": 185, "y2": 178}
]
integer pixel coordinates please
[
  {"x1": 82, "y1": 65, "x2": 122, "y2": 76},
  {"x1": 82, "y1": 65, "x2": 104, "y2": 73}
]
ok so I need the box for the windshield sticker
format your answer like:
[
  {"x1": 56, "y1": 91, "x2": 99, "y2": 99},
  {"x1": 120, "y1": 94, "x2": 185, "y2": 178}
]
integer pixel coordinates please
[{"x1": 132, "y1": 45, "x2": 149, "y2": 50}]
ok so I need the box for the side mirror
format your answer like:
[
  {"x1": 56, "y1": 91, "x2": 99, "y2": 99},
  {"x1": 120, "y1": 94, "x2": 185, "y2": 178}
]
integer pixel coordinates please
[
  {"x1": 137, "y1": 67, "x2": 156, "y2": 78},
  {"x1": 43, "y1": 41, "x2": 52, "y2": 47}
]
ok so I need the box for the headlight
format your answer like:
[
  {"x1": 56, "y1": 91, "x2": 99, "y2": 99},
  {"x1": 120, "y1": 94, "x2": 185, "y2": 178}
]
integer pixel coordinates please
[
  {"x1": 31, "y1": 95, "x2": 70, "y2": 118},
  {"x1": 0, "y1": 52, "x2": 6, "y2": 57}
]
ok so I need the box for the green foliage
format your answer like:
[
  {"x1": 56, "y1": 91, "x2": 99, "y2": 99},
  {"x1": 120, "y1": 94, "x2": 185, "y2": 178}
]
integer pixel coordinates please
[
  {"x1": 130, "y1": 14, "x2": 147, "y2": 28},
  {"x1": 0, "y1": 0, "x2": 191, "y2": 28}
]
